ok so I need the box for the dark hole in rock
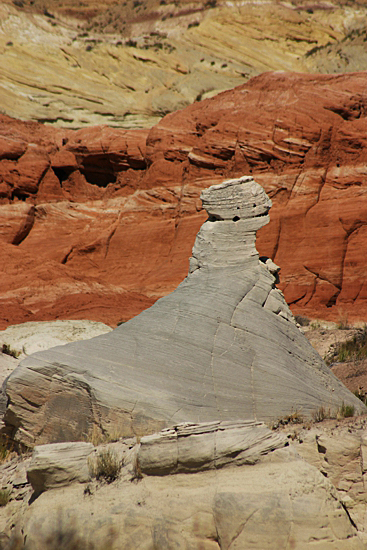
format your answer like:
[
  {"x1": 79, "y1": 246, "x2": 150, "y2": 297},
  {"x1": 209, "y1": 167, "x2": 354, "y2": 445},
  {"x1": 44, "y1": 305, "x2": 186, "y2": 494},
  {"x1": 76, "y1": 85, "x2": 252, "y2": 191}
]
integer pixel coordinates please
[
  {"x1": 80, "y1": 163, "x2": 117, "y2": 187},
  {"x1": 233, "y1": 216, "x2": 240, "y2": 222},
  {"x1": 11, "y1": 189, "x2": 28, "y2": 201},
  {"x1": 326, "y1": 292, "x2": 339, "y2": 308},
  {"x1": 52, "y1": 167, "x2": 71, "y2": 184}
]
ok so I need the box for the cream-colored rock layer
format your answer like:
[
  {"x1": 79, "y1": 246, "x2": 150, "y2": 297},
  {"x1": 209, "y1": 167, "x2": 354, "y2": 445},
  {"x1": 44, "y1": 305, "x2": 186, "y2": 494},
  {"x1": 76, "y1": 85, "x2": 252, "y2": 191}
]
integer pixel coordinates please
[
  {"x1": 1, "y1": 419, "x2": 367, "y2": 549},
  {"x1": 0, "y1": 1, "x2": 366, "y2": 127}
]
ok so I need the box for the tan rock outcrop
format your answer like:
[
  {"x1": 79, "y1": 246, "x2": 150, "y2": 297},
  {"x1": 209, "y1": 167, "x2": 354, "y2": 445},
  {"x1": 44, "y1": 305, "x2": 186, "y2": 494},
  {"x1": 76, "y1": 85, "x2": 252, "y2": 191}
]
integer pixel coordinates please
[{"x1": 2, "y1": 425, "x2": 365, "y2": 549}]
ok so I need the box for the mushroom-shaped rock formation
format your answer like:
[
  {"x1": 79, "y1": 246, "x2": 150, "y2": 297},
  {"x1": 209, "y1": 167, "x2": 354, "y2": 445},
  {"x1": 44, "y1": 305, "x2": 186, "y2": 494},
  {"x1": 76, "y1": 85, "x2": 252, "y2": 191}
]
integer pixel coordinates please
[{"x1": 2, "y1": 177, "x2": 364, "y2": 445}]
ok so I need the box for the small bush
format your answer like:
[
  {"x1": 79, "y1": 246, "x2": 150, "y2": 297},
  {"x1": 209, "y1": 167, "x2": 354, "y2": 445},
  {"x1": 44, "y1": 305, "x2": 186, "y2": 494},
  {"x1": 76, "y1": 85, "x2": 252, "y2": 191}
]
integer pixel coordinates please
[
  {"x1": 354, "y1": 388, "x2": 367, "y2": 405},
  {"x1": 329, "y1": 326, "x2": 367, "y2": 364},
  {"x1": 338, "y1": 402, "x2": 355, "y2": 418},
  {"x1": 337, "y1": 316, "x2": 350, "y2": 330},
  {"x1": 0, "y1": 489, "x2": 10, "y2": 507},
  {"x1": 272, "y1": 410, "x2": 303, "y2": 429},
  {"x1": 294, "y1": 315, "x2": 311, "y2": 327},
  {"x1": 90, "y1": 449, "x2": 122, "y2": 483},
  {"x1": 1, "y1": 344, "x2": 20, "y2": 359},
  {"x1": 0, "y1": 443, "x2": 10, "y2": 464},
  {"x1": 312, "y1": 406, "x2": 326, "y2": 423}
]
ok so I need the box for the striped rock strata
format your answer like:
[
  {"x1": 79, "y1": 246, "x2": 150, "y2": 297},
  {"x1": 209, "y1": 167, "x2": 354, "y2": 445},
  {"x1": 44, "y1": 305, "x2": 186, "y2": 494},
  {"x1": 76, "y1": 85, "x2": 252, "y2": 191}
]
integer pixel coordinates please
[{"x1": 2, "y1": 177, "x2": 364, "y2": 445}]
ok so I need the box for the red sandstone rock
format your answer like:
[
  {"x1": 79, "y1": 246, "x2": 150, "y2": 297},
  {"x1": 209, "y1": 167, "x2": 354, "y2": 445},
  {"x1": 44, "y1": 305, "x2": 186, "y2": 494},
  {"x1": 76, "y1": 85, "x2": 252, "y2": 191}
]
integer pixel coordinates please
[{"x1": 1, "y1": 72, "x2": 367, "y2": 328}]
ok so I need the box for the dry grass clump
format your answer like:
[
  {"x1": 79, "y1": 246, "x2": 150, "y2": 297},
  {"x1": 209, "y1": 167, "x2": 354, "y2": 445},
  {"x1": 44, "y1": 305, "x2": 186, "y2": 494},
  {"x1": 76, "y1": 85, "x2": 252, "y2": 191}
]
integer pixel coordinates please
[
  {"x1": 312, "y1": 403, "x2": 356, "y2": 422},
  {"x1": 312, "y1": 406, "x2": 332, "y2": 423},
  {"x1": 271, "y1": 410, "x2": 304, "y2": 429},
  {"x1": 89, "y1": 449, "x2": 122, "y2": 483}
]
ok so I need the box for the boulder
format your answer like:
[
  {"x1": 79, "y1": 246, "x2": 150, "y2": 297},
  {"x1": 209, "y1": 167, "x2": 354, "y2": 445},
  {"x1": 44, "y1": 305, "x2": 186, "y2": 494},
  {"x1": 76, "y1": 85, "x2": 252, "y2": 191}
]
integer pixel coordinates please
[
  {"x1": 26, "y1": 442, "x2": 94, "y2": 496},
  {"x1": 2, "y1": 177, "x2": 364, "y2": 446}
]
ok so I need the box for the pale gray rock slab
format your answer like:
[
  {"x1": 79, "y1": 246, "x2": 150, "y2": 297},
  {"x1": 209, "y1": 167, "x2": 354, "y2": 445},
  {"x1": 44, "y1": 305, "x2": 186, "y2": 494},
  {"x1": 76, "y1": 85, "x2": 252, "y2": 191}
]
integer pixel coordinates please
[
  {"x1": 2, "y1": 177, "x2": 365, "y2": 445},
  {"x1": 27, "y1": 442, "x2": 94, "y2": 495},
  {"x1": 138, "y1": 420, "x2": 287, "y2": 475}
]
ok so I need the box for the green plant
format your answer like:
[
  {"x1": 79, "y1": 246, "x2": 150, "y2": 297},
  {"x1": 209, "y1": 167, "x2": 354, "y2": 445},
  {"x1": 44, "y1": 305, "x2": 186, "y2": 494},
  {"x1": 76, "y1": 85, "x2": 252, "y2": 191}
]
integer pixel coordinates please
[
  {"x1": 338, "y1": 402, "x2": 355, "y2": 418},
  {"x1": 90, "y1": 449, "x2": 122, "y2": 483},
  {"x1": 294, "y1": 315, "x2": 310, "y2": 327},
  {"x1": 310, "y1": 320, "x2": 321, "y2": 330},
  {"x1": 0, "y1": 443, "x2": 10, "y2": 463},
  {"x1": 1, "y1": 344, "x2": 20, "y2": 359},
  {"x1": 0, "y1": 489, "x2": 10, "y2": 507},
  {"x1": 131, "y1": 453, "x2": 143, "y2": 482},
  {"x1": 329, "y1": 325, "x2": 367, "y2": 364}
]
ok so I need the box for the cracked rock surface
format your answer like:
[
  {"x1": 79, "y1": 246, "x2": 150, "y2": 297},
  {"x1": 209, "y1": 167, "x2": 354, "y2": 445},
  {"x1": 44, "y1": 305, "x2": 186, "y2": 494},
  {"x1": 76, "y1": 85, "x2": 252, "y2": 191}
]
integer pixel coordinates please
[{"x1": 2, "y1": 177, "x2": 364, "y2": 446}]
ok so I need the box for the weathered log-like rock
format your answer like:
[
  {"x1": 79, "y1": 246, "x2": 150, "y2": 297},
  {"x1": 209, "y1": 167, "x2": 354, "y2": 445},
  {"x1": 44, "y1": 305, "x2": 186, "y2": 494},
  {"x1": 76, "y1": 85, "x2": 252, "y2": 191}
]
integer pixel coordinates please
[
  {"x1": 138, "y1": 420, "x2": 287, "y2": 475},
  {"x1": 2, "y1": 177, "x2": 364, "y2": 446}
]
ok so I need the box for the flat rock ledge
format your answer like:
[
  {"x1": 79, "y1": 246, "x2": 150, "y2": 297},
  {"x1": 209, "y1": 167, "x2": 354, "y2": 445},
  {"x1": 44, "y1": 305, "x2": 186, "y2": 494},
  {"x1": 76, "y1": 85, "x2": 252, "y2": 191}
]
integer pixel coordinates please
[{"x1": 2, "y1": 176, "x2": 365, "y2": 446}]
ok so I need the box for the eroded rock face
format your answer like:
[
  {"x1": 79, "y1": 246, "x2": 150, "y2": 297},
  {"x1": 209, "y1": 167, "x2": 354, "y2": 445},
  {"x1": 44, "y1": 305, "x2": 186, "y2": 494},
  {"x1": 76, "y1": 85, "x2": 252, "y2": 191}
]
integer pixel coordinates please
[
  {"x1": 1, "y1": 71, "x2": 367, "y2": 327},
  {"x1": 2, "y1": 177, "x2": 364, "y2": 446},
  {"x1": 7, "y1": 437, "x2": 366, "y2": 549}
]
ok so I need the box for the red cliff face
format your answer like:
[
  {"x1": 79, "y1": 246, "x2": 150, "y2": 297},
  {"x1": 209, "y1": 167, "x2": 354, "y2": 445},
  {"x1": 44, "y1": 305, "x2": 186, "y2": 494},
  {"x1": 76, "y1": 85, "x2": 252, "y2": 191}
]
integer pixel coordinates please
[{"x1": 1, "y1": 71, "x2": 367, "y2": 328}]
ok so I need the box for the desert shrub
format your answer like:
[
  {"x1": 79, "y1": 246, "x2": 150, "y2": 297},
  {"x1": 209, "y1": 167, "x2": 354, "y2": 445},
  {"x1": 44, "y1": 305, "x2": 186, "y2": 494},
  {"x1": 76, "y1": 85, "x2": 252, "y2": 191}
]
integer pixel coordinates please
[
  {"x1": 1, "y1": 344, "x2": 20, "y2": 359},
  {"x1": 294, "y1": 315, "x2": 310, "y2": 327},
  {"x1": 0, "y1": 443, "x2": 10, "y2": 464},
  {"x1": 337, "y1": 316, "x2": 350, "y2": 330},
  {"x1": 354, "y1": 388, "x2": 367, "y2": 405},
  {"x1": 90, "y1": 449, "x2": 122, "y2": 483},
  {"x1": 312, "y1": 406, "x2": 326, "y2": 423},
  {"x1": 330, "y1": 326, "x2": 367, "y2": 364},
  {"x1": 0, "y1": 489, "x2": 10, "y2": 507},
  {"x1": 338, "y1": 402, "x2": 355, "y2": 418},
  {"x1": 272, "y1": 410, "x2": 303, "y2": 429}
]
